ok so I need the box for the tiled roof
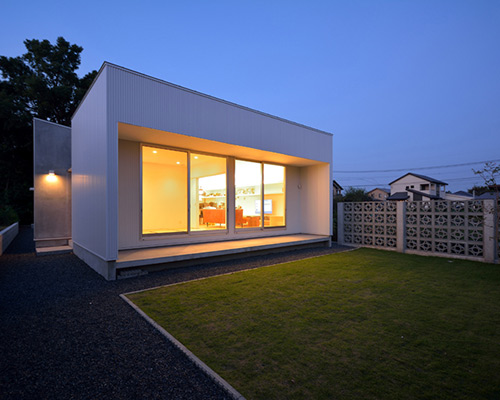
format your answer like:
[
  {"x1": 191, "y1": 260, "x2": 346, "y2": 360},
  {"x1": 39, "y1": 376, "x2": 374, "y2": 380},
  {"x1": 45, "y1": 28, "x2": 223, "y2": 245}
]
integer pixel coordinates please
[
  {"x1": 387, "y1": 192, "x2": 409, "y2": 200},
  {"x1": 477, "y1": 192, "x2": 499, "y2": 200},
  {"x1": 453, "y1": 190, "x2": 473, "y2": 197},
  {"x1": 406, "y1": 188, "x2": 442, "y2": 200},
  {"x1": 389, "y1": 173, "x2": 448, "y2": 186}
]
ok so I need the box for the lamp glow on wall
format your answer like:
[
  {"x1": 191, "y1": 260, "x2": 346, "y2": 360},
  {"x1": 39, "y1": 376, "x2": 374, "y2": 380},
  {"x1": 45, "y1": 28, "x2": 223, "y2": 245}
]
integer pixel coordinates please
[{"x1": 46, "y1": 170, "x2": 57, "y2": 182}]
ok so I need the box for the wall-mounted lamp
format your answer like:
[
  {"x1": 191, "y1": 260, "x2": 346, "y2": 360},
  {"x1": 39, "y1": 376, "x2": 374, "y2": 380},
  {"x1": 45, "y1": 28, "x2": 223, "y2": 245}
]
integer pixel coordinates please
[{"x1": 46, "y1": 170, "x2": 57, "y2": 182}]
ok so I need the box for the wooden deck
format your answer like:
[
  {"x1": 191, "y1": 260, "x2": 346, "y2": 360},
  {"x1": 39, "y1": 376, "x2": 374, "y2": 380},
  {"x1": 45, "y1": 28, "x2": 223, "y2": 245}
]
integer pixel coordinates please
[{"x1": 117, "y1": 234, "x2": 331, "y2": 269}]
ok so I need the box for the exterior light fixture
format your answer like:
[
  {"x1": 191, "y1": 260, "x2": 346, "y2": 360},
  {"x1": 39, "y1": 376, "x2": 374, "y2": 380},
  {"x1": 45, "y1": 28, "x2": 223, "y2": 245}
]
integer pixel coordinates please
[
  {"x1": 46, "y1": 170, "x2": 57, "y2": 182},
  {"x1": 176, "y1": 161, "x2": 180, "y2": 165},
  {"x1": 153, "y1": 150, "x2": 157, "y2": 154}
]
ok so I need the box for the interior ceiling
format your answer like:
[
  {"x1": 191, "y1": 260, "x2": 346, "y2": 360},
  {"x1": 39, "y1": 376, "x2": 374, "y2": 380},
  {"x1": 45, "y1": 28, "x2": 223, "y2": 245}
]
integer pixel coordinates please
[
  {"x1": 142, "y1": 145, "x2": 227, "y2": 178},
  {"x1": 118, "y1": 122, "x2": 321, "y2": 167}
]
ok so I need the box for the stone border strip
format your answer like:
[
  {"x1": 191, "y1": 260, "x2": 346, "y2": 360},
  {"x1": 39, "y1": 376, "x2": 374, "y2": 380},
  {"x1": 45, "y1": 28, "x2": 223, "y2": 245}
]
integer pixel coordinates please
[{"x1": 119, "y1": 293, "x2": 246, "y2": 400}]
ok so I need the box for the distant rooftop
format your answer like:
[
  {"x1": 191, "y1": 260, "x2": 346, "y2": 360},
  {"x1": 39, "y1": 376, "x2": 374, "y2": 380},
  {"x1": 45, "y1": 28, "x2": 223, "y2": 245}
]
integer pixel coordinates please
[
  {"x1": 453, "y1": 190, "x2": 473, "y2": 197},
  {"x1": 387, "y1": 192, "x2": 409, "y2": 201},
  {"x1": 389, "y1": 172, "x2": 448, "y2": 186}
]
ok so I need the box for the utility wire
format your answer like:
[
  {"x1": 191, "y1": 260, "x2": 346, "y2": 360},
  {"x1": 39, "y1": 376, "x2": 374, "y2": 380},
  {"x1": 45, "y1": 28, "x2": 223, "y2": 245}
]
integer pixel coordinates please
[
  {"x1": 346, "y1": 176, "x2": 484, "y2": 188},
  {"x1": 334, "y1": 159, "x2": 500, "y2": 174}
]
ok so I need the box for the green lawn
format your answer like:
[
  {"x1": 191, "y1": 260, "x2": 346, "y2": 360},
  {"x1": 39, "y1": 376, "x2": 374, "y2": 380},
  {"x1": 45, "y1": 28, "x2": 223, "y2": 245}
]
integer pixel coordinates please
[{"x1": 127, "y1": 248, "x2": 500, "y2": 400}]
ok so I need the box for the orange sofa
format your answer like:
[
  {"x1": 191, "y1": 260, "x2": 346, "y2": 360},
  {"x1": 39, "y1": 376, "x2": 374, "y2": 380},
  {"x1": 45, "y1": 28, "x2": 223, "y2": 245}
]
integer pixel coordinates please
[{"x1": 202, "y1": 208, "x2": 246, "y2": 227}]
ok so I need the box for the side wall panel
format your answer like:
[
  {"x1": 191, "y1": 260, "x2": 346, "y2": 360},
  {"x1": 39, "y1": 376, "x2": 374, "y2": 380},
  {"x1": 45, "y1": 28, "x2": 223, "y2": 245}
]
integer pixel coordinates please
[
  {"x1": 300, "y1": 163, "x2": 332, "y2": 235},
  {"x1": 71, "y1": 71, "x2": 111, "y2": 259},
  {"x1": 33, "y1": 119, "x2": 72, "y2": 247},
  {"x1": 118, "y1": 140, "x2": 140, "y2": 248}
]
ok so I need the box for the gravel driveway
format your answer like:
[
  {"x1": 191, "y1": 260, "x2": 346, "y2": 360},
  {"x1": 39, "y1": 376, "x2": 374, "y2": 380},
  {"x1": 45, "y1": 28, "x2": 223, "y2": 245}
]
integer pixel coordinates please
[{"x1": 0, "y1": 227, "x2": 350, "y2": 399}]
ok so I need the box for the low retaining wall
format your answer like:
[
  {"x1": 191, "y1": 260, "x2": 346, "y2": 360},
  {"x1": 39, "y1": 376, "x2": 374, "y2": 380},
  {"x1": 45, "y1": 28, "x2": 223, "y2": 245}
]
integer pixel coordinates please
[{"x1": 0, "y1": 222, "x2": 19, "y2": 255}]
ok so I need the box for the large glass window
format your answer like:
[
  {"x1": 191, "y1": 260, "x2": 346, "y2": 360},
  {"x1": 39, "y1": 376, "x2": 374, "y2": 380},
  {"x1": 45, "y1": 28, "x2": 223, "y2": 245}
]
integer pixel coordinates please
[
  {"x1": 235, "y1": 160, "x2": 286, "y2": 229},
  {"x1": 235, "y1": 160, "x2": 262, "y2": 228},
  {"x1": 190, "y1": 153, "x2": 227, "y2": 231},
  {"x1": 142, "y1": 146, "x2": 285, "y2": 235},
  {"x1": 264, "y1": 164, "x2": 285, "y2": 227},
  {"x1": 142, "y1": 146, "x2": 187, "y2": 234}
]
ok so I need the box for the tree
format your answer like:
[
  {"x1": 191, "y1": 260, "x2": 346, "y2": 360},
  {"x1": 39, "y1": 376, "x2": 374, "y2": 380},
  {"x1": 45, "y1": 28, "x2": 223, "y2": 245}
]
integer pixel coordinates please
[
  {"x1": 332, "y1": 187, "x2": 371, "y2": 241},
  {"x1": 473, "y1": 162, "x2": 500, "y2": 194},
  {"x1": 467, "y1": 185, "x2": 492, "y2": 197},
  {"x1": 473, "y1": 162, "x2": 499, "y2": 250},
  {"x1": 341, "y1": 187, "x2": 372, "y2": 202},
  {"x1": 0, "y1": 37, "x2": 97, "y2": 223}
]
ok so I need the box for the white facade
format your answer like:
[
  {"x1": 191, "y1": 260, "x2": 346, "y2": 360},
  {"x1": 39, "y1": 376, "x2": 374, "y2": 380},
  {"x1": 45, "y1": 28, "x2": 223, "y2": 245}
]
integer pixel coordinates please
[{"x1": 71, "y1": 63, "x2": 333, "y2": 279}]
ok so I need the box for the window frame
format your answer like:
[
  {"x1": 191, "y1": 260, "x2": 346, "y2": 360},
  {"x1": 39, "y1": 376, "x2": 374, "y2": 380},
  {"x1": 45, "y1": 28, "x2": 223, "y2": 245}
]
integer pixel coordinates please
[
  {"x1": 140, "y1": 143, "x2": 229, "y2": 239},
  {"x1": 234, "y1": 158, "x2": 286, "y2": 231},
  {"x1": 139, "y1": 144, "x2": 287, "y2": 239}
]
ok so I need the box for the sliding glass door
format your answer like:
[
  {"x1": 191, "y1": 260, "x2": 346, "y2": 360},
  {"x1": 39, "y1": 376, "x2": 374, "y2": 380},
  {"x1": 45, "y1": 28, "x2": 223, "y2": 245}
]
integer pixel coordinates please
[
  {"x1": 190, "y1": 153, "x2": 227, "y2": 231},
  {"x1": 235, "y1": 160, "x2": 286, "y2": 229},
  {"x1": 142, "y1": 146, "x2": 285, "y2": 235},
  {"x1": 264, "y1": 164, "x2": 285, "y2": 227},
  {"x1": 235, "y1": 160, "x2": 262, "y2": 228},
  {"x1": 142, "y1": 146, "x2": 187, "y2": 234}
]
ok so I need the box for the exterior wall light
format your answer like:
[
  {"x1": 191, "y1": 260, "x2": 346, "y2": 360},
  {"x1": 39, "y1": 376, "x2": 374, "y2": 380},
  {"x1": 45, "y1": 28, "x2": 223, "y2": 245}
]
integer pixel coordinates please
[{"x1": 46, "y1": 170, "x2": 57, "y2": 182}]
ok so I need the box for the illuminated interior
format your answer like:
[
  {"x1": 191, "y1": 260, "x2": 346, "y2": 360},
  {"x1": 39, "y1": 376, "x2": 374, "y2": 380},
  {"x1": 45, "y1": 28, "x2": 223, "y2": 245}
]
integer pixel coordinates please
[
  {"x1": 142, "y1": 146, "x2": 187, "y2": 234},
  {"x1": 234, "y1": 161, "x2": 286, "y2": 229},
  {"x1": 190, "y1": 153, "x2": 227, "y2": 231},
  {"x1": 235, "y1": 160, "x2": 262, "y2": 228},
  {"x1": 142, "y1": 144, "x2": 286, "y2": 235},
  {"x1": 264, "y1": 164, "x2": 285, "y2": 227}
]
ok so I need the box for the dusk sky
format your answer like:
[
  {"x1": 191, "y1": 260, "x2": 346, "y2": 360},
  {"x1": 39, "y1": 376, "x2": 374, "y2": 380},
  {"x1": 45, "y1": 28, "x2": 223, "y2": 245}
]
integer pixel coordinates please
[{"x1": 2, "y1": 0, "x2": 499, "y2": 192}]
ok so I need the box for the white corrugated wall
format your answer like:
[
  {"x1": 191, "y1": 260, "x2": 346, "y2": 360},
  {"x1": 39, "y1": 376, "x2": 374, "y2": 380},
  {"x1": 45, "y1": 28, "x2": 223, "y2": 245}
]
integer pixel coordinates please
[
  {"x1": 106, "y1": 64, "x2": 332, "y2": 163},
  {"x1": 74, "y1": 63, "x2": 332, "y2": 258},
  {"x1": 72, "y1": 68, "x2": 118, "y2": 260}
]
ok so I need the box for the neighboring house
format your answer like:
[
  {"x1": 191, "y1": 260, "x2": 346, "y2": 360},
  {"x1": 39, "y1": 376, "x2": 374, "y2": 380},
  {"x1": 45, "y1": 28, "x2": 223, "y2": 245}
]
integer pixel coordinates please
[
  {"x1": 388, "y1": 173, "x2": 447, "y2": 201},
  {"x1": 333, "y1": 180, "x2": 343, "y2": 197},
  {"x1": 34, "y1": 63, "x2": 333, "y2": 280},
  {"x1": 367, "y1": 188, "x2": 390, "y2": 201}
]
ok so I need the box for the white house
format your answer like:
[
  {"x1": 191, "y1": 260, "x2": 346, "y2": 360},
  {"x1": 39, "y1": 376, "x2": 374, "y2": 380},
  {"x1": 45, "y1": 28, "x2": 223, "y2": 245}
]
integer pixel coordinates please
[
  {"x1": 34, "y1": 63, "x2": 333, "y2": 280},
  {"x1": 387, "y1": 173, "x2": 447, "y2": 201}
]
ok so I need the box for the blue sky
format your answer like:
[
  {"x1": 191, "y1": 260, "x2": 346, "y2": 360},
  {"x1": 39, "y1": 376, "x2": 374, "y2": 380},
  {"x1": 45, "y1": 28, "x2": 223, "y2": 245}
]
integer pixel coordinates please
[{"x1": 1, "y1": 0, "x2": 499, "y2": 192}]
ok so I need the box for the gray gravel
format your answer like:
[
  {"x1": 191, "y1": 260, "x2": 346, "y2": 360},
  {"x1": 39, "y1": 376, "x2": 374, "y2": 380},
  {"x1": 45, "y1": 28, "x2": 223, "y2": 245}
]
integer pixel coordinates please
[{"x1": 0, "y1": 227, "x2": 351, "y2": 399}]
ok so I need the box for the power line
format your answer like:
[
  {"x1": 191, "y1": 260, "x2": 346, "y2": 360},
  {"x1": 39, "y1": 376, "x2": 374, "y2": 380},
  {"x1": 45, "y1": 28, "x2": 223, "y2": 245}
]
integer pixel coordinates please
[
  {"x1": 334, "y1": 159, "x2": 500, "y2": 174},
  {"x1": 345, "y1": 176, "x2": 484, "y2": 188}
]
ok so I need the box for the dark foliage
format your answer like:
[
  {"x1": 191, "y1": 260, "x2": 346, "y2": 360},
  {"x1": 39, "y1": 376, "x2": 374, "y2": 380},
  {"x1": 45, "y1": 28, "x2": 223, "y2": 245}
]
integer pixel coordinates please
[
  {"x1": 332, "y1": 187, "x2": 371, "y2": 241},
  {"x1": 0, "y1": 37, "x2": 97, "y2": 223},
  {"x1": 467, "y1": 185, "x2": 492, "y2": 196}
]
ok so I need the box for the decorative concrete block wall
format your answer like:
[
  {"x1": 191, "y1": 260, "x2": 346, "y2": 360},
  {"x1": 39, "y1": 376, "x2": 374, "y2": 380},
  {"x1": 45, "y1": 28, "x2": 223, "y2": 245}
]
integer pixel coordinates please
[{"x1": 338, "y1": 200, "x2": 498, "y2": 263}]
